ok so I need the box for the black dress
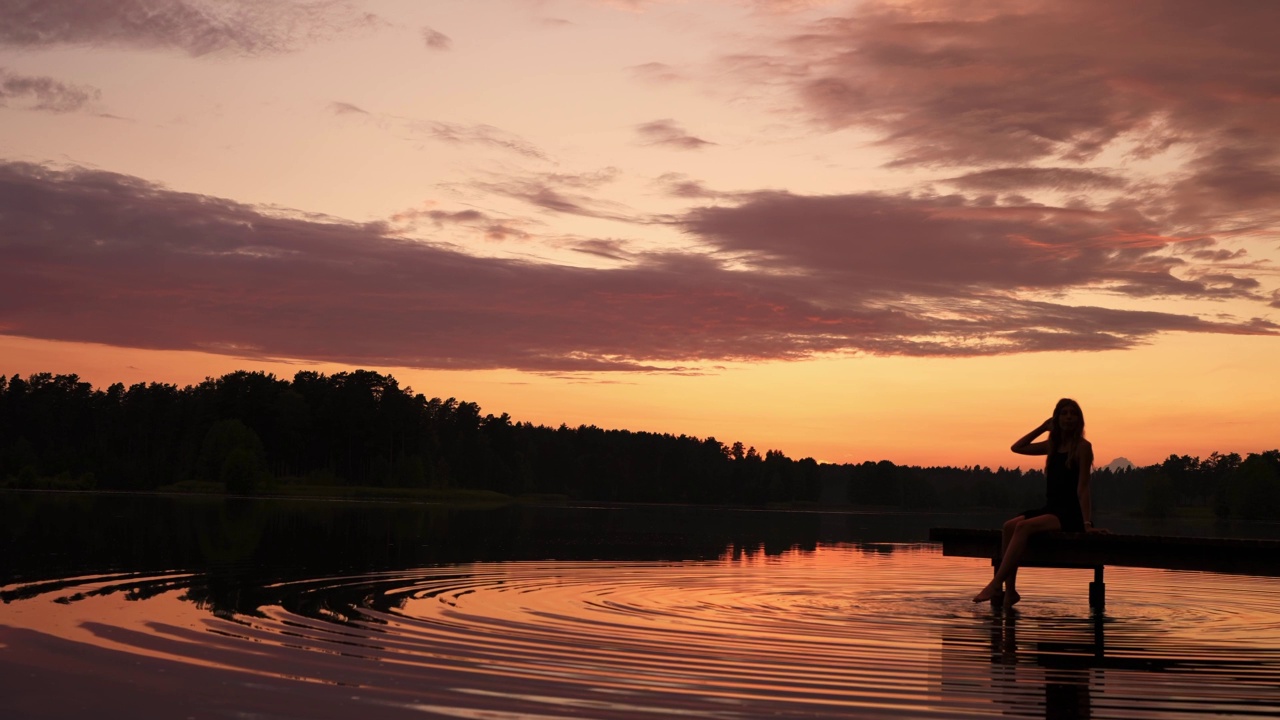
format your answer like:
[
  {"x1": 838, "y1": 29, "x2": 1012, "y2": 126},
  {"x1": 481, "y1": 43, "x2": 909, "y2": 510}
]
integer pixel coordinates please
[{"x1": 1022, "y1": 451, "x2": 1085, "y2": 532}]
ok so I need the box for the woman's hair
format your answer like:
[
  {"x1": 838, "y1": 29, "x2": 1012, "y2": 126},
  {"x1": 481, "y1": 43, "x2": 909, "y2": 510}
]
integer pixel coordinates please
[{"x1": 1047, "y1": 397, "x2": 1085, "y2": 465}]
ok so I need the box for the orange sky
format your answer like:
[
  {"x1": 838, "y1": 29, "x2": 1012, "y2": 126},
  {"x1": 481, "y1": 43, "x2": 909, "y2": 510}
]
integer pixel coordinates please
[{"x1": 2, "y1": 1, "x2": 1278, "y2": 468}]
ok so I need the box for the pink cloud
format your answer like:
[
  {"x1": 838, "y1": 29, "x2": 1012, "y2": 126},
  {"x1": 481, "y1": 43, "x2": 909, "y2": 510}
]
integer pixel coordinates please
[
  {"x1": 328, "y1": 101, "x2": 369, "y2": 115},
  {"x1": 0, "y1": 0, "x2": 377, "y2": 56},
  {"x1": 945, "y1": 167, "x2": 1127, "y2": 192},
  {"x1": 630, "y1": 62, "x2": 686, "y2": 84},
  {"x1": 702, "y1": 0, "x2": 1280, "y2": 312},
  {"x1": 414, "y1": 120, "x2": 550, "y2": 161},
  {"x1": 750, "y1": 1, "x2": 1280, "y2": 169},
  {"x1": 393, "y1": 207, "x2": 531, "y2": 242},
  {"x1": 422, "y1": 26, "x2": 451, "y2": 50},
  {"x1": 328, "y1": 104, "x2": 551, "y2": 161},
  {"x1": 570, "y1": 239, "x2": 632, "y2": 261},
  {"x1": 683, "y1": 190, "x2": 1268, "y2": 302},
  {"x1": 1159, "y1": 144, "x2": 1280, "y2": 232},
  {"x1": 472, "y1": 169, "x2": 640, "y2": 221},
  {"x1": 1, "y1": 162, "x2": 1274, "y2": 373},
  {"x1": 654, "y1": 173, "x2": 728, "y2": 200},
  {"x1": 636, "y1": 119, "x2": 715, "y2": 150},
  {"x1": 0, "y1": 68, "x2": 99, "y2": 112},
  {"x1": 717, "y1": 0, "x2": 1280, "y2": 255}
]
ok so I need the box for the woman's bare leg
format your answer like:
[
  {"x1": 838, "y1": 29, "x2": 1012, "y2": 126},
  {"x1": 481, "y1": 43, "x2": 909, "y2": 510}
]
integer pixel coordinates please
[
  {"x1": 1001, "y1": 516, "x2": 1023, "y2": 602},
  {"x1": 974, "y1": 514, "x2": 1061, "y2": 603}
]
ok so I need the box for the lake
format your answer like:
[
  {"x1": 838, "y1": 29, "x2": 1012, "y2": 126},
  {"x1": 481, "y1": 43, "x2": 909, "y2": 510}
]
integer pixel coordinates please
[{"x1": 2, "y1": 492, "x2": 1279, "y2": 719}]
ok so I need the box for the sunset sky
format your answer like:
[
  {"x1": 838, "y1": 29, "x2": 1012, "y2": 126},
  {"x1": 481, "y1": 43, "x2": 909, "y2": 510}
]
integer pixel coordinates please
[{"x1": 2, "y1": 0, "x2": 1278, "y2": 469}]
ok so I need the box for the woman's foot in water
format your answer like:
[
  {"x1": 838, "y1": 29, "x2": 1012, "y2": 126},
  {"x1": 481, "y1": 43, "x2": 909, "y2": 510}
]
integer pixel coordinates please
[
  {"x1": 1002, "y1": 590, "x2": 1021, "y2": 607},
  {"x1": 972, "y1": 584, "x2": 1001, "y2": 603}
]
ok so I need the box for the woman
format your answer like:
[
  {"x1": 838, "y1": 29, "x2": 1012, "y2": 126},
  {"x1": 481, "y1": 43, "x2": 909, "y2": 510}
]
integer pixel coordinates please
[{"x1": 972, "y1": 398, "x2": 1099, "y2": 605}]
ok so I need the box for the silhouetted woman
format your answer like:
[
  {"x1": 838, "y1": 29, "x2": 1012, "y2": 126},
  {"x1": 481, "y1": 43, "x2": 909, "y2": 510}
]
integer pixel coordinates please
[{"x1": 973, "y1": 398, "x2": 1098, "y2": 605}]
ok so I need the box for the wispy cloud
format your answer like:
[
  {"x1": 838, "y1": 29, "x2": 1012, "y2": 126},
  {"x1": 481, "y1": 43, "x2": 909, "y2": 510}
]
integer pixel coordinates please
[
  {"x1": 654, "y1": 173, "x2": 728, "y2": 200},
  {"x1": 413, "y1": 120, "x2": 550, "y2": 161},
  {"x1": 2, "y1": 162, "x2": 1272, "y2": 374},
  {"x1": 630, "y1": 62, "x2": 685, "y2": 84},
  {"x1": 636, "y1": 119, "x2": 715, "y2": 150},
  {"x1": 0, "y1": 68, "x2": 99, "y2": 112},
  {"x1": 570, "y1": 238, "x2": 633, "y2": 261},
  {"x1": 327, "y1": 100, "x2": 369, "y2": 115},
  {"x1": 684, "y1": 190, "x2": 1272, "y2": 302},
  {"x1": 742, "y1": 1, "x2": 1280, "y2": 169},
  {"x1": 706, "y1": 0, "x2": 1280, "y2": 299},
  {"x1": 0, "y1": 0, "x2": 377, "y2": 56},
  {"x1": 422, "y1": 26, "x2": 451, "y2": 50},
  {"x1": 328, "y1": 102, "x2": 551, "y2": 161},
  {"x1": 944, "y1": 168, "x2": 1127, "y2": 193},
  {"x1": 389, "y1": 205, "x2": 532, "y2": 242},
  {"x1": 469, "y1": 168, "x2": 640, "y2": 221}
]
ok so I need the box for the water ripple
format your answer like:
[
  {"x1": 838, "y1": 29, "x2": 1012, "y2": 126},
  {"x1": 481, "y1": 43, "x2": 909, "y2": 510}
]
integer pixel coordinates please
[{"x1": 3, "y1": 545, "x2": 1279, "y2": 719}]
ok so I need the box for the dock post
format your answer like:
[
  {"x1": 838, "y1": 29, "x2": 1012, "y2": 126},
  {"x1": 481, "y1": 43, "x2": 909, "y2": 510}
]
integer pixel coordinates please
[
  {"x1": 990, "y1": 555, "x2": 1001, "y2": 605},
  {"x1": 1089, "y1": 566, "x2": 1105, "y2": 609}
]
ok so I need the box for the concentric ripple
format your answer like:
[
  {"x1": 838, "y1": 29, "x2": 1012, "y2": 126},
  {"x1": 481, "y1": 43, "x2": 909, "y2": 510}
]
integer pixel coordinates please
[{"x1": 4, "y1": 545, "x2": 1280, "y2": 719}]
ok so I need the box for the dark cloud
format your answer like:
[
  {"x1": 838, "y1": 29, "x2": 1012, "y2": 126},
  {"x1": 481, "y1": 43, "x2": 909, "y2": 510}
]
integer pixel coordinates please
[
  {"x1": 0, "y1": 68, "x2": 99, "y2": 112},
  {"x1": 946, "y1": 167, "x2": 1127, "y2": 192},
  {"x1": 683, "y1": 190, "x2": 1270, "y2": 302},
  {"x1": 1158, "y1": 143, "x2": 1280, "y2": 232},
  {"x1": 753, "y1": 1, "x2": 1280, "y2": 168},
  {"x1": 425, "y1": 209, "x2": 488, "y2": 224},
  {"x1": 396, "y1": 207, "x2": 530, "y2": 241},
  {"x1": 723, "y1": 0, "x2": 1280, "y2": 254},
  {"x1": 713, "y1": 0, "x2": 1280, "y2": 311},
  {"x1": 636, "y1": 119, "x2": 715, "y2": 150},
  {"x1": 1, "y1": 162, "x2": 1273, "y2": 373},
  {"x1": 0, "y1": 0, "x2": 376, "y2": 56},
  {"x1": 571, "y1": 239, "x2": 632, "y2": 261},
  {"x1": 1190, "y1": 248, "x2": 1248, "y2": 262},
  {"x1": 422, "y1": 26, "x2": 451, "y2": 50}
]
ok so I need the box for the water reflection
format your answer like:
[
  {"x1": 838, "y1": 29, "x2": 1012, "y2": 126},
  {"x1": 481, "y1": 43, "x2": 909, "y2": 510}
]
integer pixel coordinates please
[
  {"x1": 941, "y1": 612, "x2": 1096, "y2": 719},
  {"x1": 3, "y1": 492, "x2": 1280, "y2": 719}
]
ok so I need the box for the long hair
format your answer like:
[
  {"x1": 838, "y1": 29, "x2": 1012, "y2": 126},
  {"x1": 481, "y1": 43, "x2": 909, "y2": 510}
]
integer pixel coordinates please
[{"x1": 1047, "y1": 397, "x2": 1085, "y2": 466}]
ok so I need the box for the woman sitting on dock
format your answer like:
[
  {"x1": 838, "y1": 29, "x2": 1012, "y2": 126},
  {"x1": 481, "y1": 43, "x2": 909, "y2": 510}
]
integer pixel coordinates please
[{"x1": 973, "y1": 398, "x2": 1098, "y2": 605}]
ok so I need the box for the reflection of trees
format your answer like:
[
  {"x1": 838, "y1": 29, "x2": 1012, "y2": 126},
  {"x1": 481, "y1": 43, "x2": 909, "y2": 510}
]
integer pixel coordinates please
[
  {"x1": 1, "y1": 495, "x2": 882, "y2": 618},
  {"x1": 198, "y1": 420, "x2": 268, "y2": 494}
]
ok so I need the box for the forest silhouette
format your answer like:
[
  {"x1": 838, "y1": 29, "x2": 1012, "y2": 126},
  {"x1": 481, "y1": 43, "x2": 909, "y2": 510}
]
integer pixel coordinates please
[{"x1": 1, "y1": 371, "x2": 1276, "y2": 518}]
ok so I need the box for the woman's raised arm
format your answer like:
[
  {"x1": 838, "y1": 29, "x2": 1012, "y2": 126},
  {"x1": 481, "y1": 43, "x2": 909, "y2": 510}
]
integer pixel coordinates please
[{"x1": 1011, "y1": 418, "x2": 1053, "y2": 455}]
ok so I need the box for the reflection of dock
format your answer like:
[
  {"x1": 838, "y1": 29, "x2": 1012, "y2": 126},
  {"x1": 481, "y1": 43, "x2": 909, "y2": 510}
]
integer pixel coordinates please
[
  {"x1": 930, "y1": 528, "x2": 1280, "y2": 608},
  {"x1": 939, "y1": 611, "x2": 1280, "y2": 720},
  {"x1": 938, "y1": 613, "x2": 1096, "y2": 719}
]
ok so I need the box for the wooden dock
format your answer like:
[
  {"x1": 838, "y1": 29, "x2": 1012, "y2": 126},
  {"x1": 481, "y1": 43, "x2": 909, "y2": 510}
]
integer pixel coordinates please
[{"x1": 930, "y1": 527, "x2": 1280, "y2": 608}]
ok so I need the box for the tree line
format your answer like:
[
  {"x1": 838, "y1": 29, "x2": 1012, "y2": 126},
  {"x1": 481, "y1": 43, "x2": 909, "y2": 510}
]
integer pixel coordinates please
[{"x1": 1, "y1": 371, "x2": 1276, "y2": 518}]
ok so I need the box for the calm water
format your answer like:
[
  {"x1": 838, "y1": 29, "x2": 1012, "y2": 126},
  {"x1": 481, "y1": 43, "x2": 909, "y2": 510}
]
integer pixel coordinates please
[{"x1": 2, "y1": 492, "x2": 1279, "y2": 719}]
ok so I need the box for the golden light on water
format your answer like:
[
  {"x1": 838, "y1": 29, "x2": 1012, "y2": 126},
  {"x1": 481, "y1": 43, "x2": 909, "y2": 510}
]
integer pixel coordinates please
[{"x1": 4, "y1": 545, "x2": 1279, "y2": 718}]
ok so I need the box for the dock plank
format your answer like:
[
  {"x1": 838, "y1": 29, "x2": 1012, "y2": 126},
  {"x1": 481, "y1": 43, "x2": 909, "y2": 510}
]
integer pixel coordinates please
[{"x1": 929, "y1": 527, "x2": 1280, "y2": 577}]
